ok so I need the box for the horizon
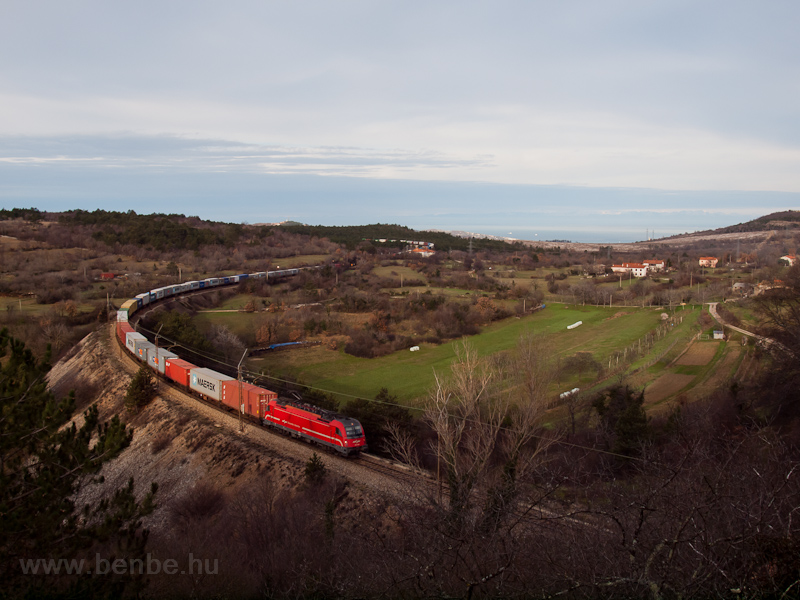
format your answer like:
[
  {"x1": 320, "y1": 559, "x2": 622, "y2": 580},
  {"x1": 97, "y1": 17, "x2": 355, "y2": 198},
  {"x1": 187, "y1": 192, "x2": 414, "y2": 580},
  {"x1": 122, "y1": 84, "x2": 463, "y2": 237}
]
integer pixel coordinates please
[{"x1": 2, "y1": 2, "x2": 800, "y2": 242}]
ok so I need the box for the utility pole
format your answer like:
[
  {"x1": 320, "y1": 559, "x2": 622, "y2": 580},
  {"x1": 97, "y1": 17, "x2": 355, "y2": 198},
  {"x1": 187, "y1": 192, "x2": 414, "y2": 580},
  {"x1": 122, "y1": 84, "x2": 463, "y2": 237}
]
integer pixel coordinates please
[
  {"x1": 237, "y1": 349, "x2": 249, "y2": 433},
  {"x1": 153, "y1": 324, "x2": 163, "y2": 386}
]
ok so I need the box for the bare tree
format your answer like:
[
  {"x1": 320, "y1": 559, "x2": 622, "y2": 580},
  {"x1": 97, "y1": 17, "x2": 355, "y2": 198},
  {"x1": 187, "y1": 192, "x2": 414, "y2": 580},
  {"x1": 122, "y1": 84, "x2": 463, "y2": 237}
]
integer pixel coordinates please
[
  {"x1": 209, "y1": 324, "x2": 246, "y2": 362},
  {"x1": 425, "y1": 340, "x2": 506, "y2": 523},
  {"x1": 424, "y1": 335, "x2": 557, "y2": 528}
]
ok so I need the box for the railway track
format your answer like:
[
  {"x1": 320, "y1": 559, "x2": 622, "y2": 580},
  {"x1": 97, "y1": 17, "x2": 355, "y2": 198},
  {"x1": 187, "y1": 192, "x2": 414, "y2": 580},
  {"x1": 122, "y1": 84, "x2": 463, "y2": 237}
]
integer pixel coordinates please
[{"x1": 113, "y1": 323, "x2": 422, "y2": 488}]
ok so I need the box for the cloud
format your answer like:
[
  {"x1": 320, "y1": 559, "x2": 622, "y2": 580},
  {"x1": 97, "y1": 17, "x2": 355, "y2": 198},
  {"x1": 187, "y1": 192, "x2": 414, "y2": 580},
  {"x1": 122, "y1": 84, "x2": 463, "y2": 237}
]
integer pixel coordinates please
[{"x1": 0, "y1": 134, "x2": 492, "y2": 178}]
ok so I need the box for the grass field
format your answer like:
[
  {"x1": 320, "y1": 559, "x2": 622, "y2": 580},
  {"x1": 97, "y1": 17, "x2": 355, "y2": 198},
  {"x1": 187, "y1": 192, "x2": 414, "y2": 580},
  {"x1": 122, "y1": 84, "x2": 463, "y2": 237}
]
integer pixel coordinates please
[
  {"x1": 0, "y1": 296, "x2": 97, "y2": 317},
  {"x1": 246, "y1": 303, "x2": 674, "y2": 406}
]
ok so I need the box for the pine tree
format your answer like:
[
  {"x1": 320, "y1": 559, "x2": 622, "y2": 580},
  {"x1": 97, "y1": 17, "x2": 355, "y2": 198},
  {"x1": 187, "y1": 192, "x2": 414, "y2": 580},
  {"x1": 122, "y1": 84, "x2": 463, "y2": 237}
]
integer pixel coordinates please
[
  {"x1": 0, "y1": 329, "x2": 156, "y2": 598},
  {"x1": 124, "y1": 365, "x2": 158, "y2": 413},
  {"x1": 304, "y1": 452, "x2": 327, "y2": 485}
]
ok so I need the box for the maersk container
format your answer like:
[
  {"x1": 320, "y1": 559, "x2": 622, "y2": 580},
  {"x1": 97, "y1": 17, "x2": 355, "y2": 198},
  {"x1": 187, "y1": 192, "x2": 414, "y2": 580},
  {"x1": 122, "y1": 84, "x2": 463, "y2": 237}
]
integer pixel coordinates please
[
  {"x1": 147, "y1": 347, "x2": 178, "y2": 374},
  {"x1": 220, "y1": 380, "x2": 278, "y2": 418},
  {"x1": 135, "y1": 340, "x2": 155, "y2": 362},
  {"x1": 164, "y1": 358, "x2": 196, "y2": 387},
  {"x1": 189, "y1": 367, "x2": 234, "y2": 402},
  {"x1": 126, "y1": 332, "x2": 147, "y2": 354}
]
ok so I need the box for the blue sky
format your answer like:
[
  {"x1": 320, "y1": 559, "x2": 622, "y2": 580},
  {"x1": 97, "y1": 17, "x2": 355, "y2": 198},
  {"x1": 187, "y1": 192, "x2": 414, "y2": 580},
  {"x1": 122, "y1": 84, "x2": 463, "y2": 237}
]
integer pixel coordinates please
[{"x1": 1, "y1": 1, "x2": 799, "y2": 242}]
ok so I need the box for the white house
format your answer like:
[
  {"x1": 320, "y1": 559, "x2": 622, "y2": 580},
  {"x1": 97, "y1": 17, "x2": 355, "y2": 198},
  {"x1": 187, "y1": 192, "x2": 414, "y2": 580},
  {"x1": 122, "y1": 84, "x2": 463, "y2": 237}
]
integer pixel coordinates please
[
  {"x1": 643, "y1": 259, "x2": 665, "y2": 271},
  {"x1": 699, "y1": 257, "x2": 719, "y2": 268},
  {"x1": 611, "y1": 263, "x2": 649, "y2": 277}
]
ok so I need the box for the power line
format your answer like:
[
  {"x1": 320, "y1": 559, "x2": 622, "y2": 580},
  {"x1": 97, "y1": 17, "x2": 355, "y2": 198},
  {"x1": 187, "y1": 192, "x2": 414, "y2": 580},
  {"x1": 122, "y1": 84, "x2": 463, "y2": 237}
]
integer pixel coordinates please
[{"x1": 134, "y1": 322, "x2": 648, "y2": 463}]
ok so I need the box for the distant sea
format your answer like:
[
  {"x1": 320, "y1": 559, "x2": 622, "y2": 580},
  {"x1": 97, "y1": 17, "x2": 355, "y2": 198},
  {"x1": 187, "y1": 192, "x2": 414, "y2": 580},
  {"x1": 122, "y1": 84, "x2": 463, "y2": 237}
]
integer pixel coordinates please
[{"x1": 2, "y1": 164, "x2": 798, "y2": 244}]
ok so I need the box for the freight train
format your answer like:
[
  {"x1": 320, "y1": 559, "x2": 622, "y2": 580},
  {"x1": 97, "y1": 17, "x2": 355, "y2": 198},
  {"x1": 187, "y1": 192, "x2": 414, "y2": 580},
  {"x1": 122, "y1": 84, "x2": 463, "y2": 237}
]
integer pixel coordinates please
[{"x1": 115, "y1": 267, "x2": 368, "y2": 456}]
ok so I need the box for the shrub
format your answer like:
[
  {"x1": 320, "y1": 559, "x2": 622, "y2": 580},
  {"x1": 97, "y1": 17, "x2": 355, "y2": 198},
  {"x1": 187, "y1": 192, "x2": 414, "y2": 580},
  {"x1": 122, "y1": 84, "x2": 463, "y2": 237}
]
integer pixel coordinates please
[
  {"x1": 124, "y1": 366, "x2": 158, "y2": 413},
  {"x1": 304, "y1": 452, "x2": 326, "y2": 485}
]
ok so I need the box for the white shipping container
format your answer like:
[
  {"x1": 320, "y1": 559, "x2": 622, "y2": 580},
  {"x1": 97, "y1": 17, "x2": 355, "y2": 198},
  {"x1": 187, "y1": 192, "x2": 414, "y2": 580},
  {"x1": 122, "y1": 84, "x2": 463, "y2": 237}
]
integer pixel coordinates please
[
  {"x1": 189, "y1": 367, "x2": 234, "y2": 401},
  {"x1": 126, "y1": 332, "x2": 147, "y2": 354},
  {"x1": 117, "y1": 310, "x2": 129, "y2": 323}
]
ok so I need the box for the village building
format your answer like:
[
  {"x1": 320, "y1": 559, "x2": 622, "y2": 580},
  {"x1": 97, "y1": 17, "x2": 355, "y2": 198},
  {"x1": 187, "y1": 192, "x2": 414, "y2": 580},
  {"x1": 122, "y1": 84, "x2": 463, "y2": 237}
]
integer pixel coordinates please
[
  {"x1": 732, "y1": 282, "x2": 752, "y2": 296},
  {"x1": 611, "y1": 263, "x2": 649, "y2": 277},
  {"x1": 408, "y1": 247, "x2": 435, "y2": 258},
  {"x1": 698, "y1": 257, "x2": 719, "y2": 268},
  {"x1": 643, "y1": 259, "x2": 665, "y2": 271},
  {"x1": 780, "y1": 254, "x2": 796, "y2": 266}
]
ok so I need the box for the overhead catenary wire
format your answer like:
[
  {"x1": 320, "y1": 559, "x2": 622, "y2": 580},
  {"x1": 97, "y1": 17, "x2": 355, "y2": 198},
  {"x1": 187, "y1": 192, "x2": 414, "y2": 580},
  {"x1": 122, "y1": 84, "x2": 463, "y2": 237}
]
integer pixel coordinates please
[{"x1": 134, "y1": 322, "x2": 650, "y2": 464}]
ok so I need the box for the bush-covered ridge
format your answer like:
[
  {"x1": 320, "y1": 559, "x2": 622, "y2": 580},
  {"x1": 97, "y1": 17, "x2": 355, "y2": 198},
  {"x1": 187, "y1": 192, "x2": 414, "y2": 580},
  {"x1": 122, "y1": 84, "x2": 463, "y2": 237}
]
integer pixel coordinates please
[
  {"x1": 276, "y1": 222, "x2": 529, "y2": 253},
  {"x1": 3, "y1": 207, "x2": 531, "y2": 254},
  {"x1": 708, "y1": 210, "x2": 800, "y2": 234}
]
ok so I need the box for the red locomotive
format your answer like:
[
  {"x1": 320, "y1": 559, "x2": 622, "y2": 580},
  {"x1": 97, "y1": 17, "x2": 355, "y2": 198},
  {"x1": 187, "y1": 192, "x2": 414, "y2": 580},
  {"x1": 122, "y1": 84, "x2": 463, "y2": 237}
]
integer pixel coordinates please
[
  {"x1": 116, "y1": 266, "x2": 368, "y2": 457},
  {"x1": 263, "y1": 400, "x2": 367, "y2": 456}
]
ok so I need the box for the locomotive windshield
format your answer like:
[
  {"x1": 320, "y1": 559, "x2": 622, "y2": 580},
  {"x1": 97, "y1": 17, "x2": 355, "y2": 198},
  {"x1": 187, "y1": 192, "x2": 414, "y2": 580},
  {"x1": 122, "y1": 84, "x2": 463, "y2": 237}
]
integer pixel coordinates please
[{"x1": 344, "y1": 422, "x2": 363, "y2": 438}]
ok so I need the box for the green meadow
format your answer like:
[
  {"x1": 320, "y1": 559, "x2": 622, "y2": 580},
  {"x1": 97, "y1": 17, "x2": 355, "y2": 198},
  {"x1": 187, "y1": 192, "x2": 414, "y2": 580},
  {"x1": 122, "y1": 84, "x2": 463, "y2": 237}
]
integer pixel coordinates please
[{"x1": 243, "y1": 303, "x2": 675, "y2": 406}]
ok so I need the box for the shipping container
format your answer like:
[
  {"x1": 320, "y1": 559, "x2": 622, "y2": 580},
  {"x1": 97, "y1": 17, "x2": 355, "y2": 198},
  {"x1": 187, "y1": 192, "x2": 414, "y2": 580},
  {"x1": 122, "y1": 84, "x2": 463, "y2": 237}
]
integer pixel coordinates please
[
  {"x1": 126, "y1": 331, "x2": 147, "y2": 354},
  {"x1": 147, "y1": 347, "x2": 178, "y2": 374},
  {"x1": 188, "y1": 367, "x2": 234, "y2": 401},
  {"x1": 120, "y1": 299, "x2": 138, "y2": 319},
  {"x1": 117, "y1": 310, "x2": 129, "y2": 323},
  {"x1": 164, "y1": 358, "x2": 196, "y2": 387},
  {"x1": 220, "y1": 380, "x2": 278, "y2": 418},
  {"x1": 117, "y1": 321, "x2": 134, "y2": 345},
  {"x1": 136, "y1": 340, "x2": 155, "y2": 362},
  {"x1": 135, "y1": 292, "x2": 151, "y2": 307}
]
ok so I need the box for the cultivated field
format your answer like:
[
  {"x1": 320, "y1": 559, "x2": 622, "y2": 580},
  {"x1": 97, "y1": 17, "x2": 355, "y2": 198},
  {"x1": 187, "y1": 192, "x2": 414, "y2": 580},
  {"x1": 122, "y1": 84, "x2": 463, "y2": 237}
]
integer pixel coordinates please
[{"x1": 676, "y1": 341, "x2": 719, "y2": 365}]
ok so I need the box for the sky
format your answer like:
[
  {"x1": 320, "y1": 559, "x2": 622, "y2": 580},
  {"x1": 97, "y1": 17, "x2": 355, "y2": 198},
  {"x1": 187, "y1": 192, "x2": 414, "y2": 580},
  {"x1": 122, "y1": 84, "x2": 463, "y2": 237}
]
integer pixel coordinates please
[{"x1": 1, "y1": 1, "x2": 799, "y2": 242}]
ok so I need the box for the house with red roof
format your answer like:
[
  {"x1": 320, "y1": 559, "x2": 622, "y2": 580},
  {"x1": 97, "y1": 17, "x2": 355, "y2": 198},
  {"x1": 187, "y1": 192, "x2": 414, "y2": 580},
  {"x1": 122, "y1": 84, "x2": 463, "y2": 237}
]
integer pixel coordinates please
[{"x1": 698, "y1": 257, "x2": 718, "y2": 268}]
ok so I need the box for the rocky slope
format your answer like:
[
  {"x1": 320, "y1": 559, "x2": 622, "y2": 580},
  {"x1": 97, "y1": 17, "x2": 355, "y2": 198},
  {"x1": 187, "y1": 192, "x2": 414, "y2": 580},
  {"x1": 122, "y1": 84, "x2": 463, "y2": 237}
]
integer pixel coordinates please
[{"x1": 46, "y1": 324, "x2": 407, "y2": 536}]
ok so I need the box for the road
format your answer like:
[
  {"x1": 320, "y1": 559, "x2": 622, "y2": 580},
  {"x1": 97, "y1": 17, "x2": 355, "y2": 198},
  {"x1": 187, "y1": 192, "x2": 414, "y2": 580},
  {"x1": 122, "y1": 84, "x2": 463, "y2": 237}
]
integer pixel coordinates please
[{"x1": 707, "y1": 302, "x2": 791, "y2": 355}]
